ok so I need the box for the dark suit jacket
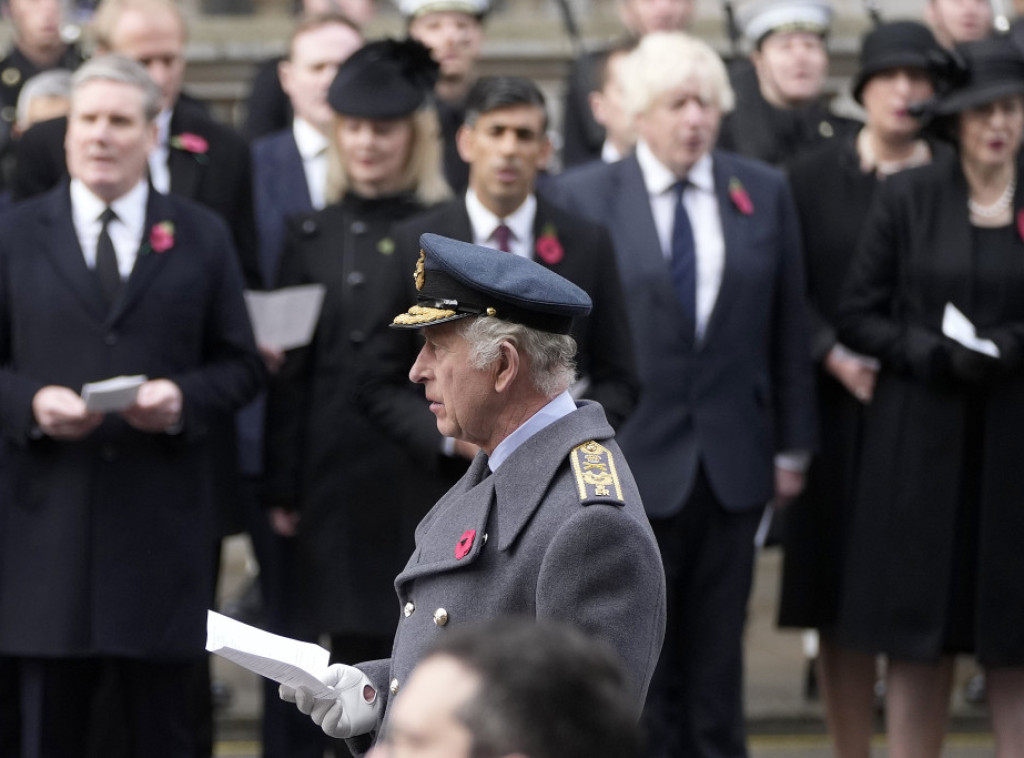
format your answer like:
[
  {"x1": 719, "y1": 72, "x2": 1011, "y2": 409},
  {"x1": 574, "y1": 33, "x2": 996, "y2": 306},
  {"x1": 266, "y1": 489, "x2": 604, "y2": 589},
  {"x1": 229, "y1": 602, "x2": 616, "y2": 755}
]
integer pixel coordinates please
[
  {"x1": 11, "y1": 100, "x2": 260, "y2": 288},
  {"x1": 0, "y1": 183, "x2": 263, "y2": 658},
  {"x1": 551, "y1": 151, "x2": 816, "y2": 517},
  {"x1": 386, "y1": 196, "x2": 639, "y2": 437},
  {"x1": 251, "y1": 128, "x2": 314, "y2": 288}
]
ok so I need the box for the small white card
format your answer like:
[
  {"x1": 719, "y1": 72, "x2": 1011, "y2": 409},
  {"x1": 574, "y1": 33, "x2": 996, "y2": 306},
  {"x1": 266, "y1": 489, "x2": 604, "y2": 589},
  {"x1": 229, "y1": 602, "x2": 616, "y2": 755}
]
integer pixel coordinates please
[
  {"x1": 81, "y1": 375, "x2": 147, "y2": 412},
  {"x1": 942, "y1": 303, "x2": 1000, "y2": 358},
  {"x1": 206, "y1": 610, "x2": 335, "y2": 698},
  {"x1": 244, "y1": 284, "x2": 327, "y2": 351}
]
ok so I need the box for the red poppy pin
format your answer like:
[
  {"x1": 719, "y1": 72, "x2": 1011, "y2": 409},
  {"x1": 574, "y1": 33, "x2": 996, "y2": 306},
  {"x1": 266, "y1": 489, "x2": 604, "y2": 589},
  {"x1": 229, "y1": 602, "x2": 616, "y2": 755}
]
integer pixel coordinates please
[
  {"x1": 455, "y1": 529, "x2": 476, "y2": 560},
  {"x1": 170, "y1": 132, "x2": 210, "y2": 162},
  {"x1": 535, "y1": 223, "x2": 564, "y2": 265},
  {"x1": 148, "y1": 221, "x2": 175, "y2": 254},
  {"x1": 728, "y1": 178, "x2": 754, "y2": 216},
  {"x1": 1017, "y1": 209, "x2": 1024, "y2": 241}
]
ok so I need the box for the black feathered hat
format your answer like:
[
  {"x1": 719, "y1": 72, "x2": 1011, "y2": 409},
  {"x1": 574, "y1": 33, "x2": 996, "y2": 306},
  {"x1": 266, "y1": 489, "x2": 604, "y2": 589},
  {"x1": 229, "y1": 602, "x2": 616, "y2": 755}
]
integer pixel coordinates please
[{"x1": 328, "y1": 38, "x2": 439, "y2": 119}]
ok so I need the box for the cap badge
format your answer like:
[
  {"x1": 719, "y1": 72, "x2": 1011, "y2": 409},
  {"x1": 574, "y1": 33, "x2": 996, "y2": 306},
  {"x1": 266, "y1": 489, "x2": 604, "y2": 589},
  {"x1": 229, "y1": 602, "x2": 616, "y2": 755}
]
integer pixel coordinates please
[{"x1": 414, "y1": 249, "x2": 426, "y2": 291}]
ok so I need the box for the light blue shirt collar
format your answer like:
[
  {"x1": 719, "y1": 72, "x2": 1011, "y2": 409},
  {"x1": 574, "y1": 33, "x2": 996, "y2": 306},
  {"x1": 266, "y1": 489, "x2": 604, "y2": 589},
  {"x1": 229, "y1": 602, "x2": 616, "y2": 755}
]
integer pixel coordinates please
[{"x1": 488, "y1": 390, "x2": 576, "y2": 472}]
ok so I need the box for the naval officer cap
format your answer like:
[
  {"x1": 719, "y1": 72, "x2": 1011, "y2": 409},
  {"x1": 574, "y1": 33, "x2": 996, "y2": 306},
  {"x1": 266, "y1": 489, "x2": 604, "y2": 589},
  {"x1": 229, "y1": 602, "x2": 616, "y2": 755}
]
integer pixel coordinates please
[
  {"x1": 737, "y1": 0, "x2": 834, "y2": 47},
  {"x1": 397, "y1": 0, "x2": 490, "y2": 19},
  {"x1": 392, "y1": 233, "x2": 592, "y2": 335}
]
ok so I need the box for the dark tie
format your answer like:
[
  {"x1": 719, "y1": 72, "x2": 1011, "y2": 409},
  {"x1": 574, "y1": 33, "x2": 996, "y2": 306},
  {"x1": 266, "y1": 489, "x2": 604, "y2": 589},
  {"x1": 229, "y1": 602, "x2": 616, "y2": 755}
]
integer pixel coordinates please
[
  {"x1": 492, "y1": 223, "x2": 512, "y2": 253},
  {"x1": 670, "y1": 180, "x2": 696, "y2": 323},
  {"x1": 95, "y1": 207, "x2": 121, "y2": 306}
]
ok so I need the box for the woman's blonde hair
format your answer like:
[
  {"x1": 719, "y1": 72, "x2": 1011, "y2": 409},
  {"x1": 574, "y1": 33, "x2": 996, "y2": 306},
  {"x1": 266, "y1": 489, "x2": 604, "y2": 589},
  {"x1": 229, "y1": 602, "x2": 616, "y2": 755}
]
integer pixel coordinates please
[{"x1": 324, "y1": 105, "x2": 452, "y2": 205}]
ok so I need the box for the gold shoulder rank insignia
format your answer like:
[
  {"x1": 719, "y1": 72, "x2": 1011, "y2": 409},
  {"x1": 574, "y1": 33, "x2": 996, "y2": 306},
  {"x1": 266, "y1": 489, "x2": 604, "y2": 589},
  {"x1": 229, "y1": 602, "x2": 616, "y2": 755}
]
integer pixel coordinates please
[{"x1": 570, "y1": 441, "x2": 625, "y2": 506}]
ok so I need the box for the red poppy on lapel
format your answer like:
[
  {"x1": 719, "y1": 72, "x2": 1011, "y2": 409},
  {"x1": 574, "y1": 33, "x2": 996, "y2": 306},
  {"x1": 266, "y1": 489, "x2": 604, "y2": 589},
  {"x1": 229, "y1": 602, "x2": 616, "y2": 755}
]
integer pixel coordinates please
[
  {"x1": 728, "y1": 178, "x2": 754, "y2": 216},
  {"x1": 1017, "y1": 209, "x2": 1024, "y2": 241},
  {"x1": 535, "y1": 222, "x2": 564, "y2": 265},
  {"x1": 455, "y1": 529, "x2": 476, "y2": 560},
  {"x1": 148, "y1": 221, "x2": 175, "y2": 253},
  {"x1": 170, "y1": 133, "x2": 210, "y2": 164},
  {"x1": 170, "y1": 132, "x2": 209, "y2": 154}
]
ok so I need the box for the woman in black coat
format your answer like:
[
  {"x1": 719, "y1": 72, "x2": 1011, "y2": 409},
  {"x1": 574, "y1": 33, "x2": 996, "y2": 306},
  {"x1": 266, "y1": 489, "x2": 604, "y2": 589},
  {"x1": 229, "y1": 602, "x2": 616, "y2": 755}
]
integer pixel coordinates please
[
  {"x1": 781, "y1": 22, "x2": 951, "y2": 758},
  {"x1": 264, "y1": 39, "x2": 452, "y2": 665},
  {"x1": 837, "y1": 38, "x2": 1024, "y2": 757}
]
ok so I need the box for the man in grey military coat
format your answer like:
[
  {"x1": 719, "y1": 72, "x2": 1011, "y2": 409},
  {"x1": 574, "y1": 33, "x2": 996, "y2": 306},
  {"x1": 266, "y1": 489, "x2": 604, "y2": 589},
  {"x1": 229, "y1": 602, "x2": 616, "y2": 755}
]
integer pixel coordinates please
[{"x1": 281, "y1": 233, "x2": 667, "y2": 753}]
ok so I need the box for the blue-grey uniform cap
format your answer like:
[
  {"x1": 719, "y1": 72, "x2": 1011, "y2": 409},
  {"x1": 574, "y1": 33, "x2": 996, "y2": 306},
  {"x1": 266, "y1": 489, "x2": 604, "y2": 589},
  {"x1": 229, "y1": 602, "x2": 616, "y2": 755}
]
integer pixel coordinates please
[{"x1": 391, "y1": 233, "x2": 592, "y2": 335}]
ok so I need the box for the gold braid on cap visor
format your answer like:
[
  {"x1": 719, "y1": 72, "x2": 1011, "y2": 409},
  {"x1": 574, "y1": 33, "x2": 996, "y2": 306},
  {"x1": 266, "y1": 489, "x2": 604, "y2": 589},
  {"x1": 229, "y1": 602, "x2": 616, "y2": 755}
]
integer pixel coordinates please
[{"x1": 393, "y1": 305, "x2": 459, "y2": 325}]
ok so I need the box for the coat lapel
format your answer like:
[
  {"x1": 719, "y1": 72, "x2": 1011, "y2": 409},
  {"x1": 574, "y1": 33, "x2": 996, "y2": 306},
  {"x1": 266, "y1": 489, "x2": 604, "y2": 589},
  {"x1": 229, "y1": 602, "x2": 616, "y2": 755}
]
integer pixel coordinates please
[
  {"x1": 39, "y1": 183, "x2": 109, "y2": 321},
  {"x1": 108, "y1": 189, "x2": 175, "y2": 324},
  {"x1": 167, "y1": 106, "x2": 203, "y2": 199},
  {"x1": 702, "y1": 152, "x2": 745, "y2": 345}
]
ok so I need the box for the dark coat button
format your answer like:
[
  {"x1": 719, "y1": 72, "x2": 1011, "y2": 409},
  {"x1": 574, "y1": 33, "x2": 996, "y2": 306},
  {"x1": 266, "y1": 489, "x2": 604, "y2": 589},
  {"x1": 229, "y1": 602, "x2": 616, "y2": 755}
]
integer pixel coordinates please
[
  {"x1": 351, "y1": 221, "x2": 367, "y2": 235},
  {"x1": 105, "y1": 332, "x2": 118, "y2": 346},
  {"x1": 347, "y1": 271, "x2": 365, "y2": 286}
]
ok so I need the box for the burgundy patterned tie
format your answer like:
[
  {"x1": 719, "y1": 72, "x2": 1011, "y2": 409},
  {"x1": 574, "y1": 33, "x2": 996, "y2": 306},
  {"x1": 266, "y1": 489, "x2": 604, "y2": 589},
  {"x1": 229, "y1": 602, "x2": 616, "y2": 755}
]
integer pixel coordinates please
[{"x1": 492, "y1": 223, "x2": 512, "y2": 253}]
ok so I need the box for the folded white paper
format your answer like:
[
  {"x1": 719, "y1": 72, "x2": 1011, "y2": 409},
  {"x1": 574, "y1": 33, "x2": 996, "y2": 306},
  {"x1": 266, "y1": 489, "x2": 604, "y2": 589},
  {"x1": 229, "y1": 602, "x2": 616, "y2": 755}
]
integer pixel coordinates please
[
  {"x1": 244, "y1": 284, "x2": 327, "y2": 351},
  {"x1": 81, "y1": 375, "x2": 147, "y2": 412},
  {"x1": 206, "y1": 610, "x2": 337, "y2": 698},
  {"x1": 942, "y1": 303, "x2": 1000, "y2": 358}
]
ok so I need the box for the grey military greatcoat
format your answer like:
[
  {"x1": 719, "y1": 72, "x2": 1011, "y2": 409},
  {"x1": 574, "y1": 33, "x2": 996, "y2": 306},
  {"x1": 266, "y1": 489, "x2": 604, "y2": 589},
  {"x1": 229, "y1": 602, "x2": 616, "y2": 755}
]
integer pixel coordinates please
[{"x1": 355, "y1": 400, "x2": 666, "y2": 745}]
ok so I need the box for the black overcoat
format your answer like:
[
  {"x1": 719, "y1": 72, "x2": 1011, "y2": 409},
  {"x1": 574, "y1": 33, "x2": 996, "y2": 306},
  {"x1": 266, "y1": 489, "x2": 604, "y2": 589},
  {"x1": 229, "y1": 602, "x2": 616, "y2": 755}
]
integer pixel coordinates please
[
  {"x1": 836, "y1": 151, "x2": 1024, "y2": 665},
  {"x1": 0, "y1": 183, "x2": 263, "y2": 658}
]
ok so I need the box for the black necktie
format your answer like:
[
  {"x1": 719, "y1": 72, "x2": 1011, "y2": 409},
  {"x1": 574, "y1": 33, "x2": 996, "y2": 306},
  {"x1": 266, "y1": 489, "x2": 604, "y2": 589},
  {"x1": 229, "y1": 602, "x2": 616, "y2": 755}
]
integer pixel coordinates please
[
  {"x1": 670, "y1": 180, "x2": 696, "y2": 324},
  {"x1": 95, "y1": 207, "x2": 121, "y2": 306}
]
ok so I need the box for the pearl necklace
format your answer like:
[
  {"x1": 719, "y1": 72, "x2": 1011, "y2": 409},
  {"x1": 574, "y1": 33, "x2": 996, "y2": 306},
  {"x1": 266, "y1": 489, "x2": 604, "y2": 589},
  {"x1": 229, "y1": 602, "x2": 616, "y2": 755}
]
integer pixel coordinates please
[{"x1": 968, "y1": 174, "x2": 1017, "y2": 219}]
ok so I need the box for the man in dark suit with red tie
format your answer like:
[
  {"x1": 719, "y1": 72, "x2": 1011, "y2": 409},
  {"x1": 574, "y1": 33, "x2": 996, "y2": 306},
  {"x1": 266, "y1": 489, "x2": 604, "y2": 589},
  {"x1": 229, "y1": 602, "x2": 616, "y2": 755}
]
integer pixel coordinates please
[
  {"x1": 0, "y1": 55, "x2": 263, "y2": 757},
  {"x1": 384, "y1": 76, "x2": 638, "y2": 468}
]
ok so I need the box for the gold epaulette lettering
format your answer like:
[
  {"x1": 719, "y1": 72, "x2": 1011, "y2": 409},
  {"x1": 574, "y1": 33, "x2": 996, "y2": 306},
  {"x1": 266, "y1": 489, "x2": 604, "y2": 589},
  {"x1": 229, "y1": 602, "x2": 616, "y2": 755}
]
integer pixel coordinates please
[{"x1": 570, "y1": 440, "x2": 625, "y2": 506}]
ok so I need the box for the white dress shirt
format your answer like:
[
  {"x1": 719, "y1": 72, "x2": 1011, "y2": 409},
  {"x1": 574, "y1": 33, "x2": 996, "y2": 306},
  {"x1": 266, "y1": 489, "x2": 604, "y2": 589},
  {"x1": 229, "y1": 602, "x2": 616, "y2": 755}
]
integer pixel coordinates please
[
  {"x1": 465, "y1": 189, "x2": 536, "y2": 259},
  {"x1": 635, "y1": 139, "x2": 724, "y2": 340},
  {"x1": 148, "y1": 108, "x2": 173, "y2": 194},
  {"x1": 292, "y1": 117, "x2": 330, "y2": 211},
  {"x1": 71, "y1": 178, "x2": 149, "y2": 280}
]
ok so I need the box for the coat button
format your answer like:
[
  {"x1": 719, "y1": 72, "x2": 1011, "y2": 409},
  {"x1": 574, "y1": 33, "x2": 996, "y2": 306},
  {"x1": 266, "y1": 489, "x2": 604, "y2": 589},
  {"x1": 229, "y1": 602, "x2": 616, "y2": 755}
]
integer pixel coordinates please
[
  {"x1": 100, "y1": 444, "x2": 117, "y2": 462},
  {"x1": 433, "y1": 608, "x2": 449, "y2": 627},
  {"x1": 347, "y1": 271, "x2": 365, "y2": 286},
  {"x1": 389, "y1": 678, "x2": 399, "y2": 695},
  {"x1": 349, "y1": 330, "x2": 365, "y2": 344},
  {"x1": 105, "y1": 332, "x2": 118, "y2": 346},
  {"x1": 351, "y1": 221, "x2": 367, "y2": 235},
  {"x1": 301, "y1": 218, "x2": 317, "y2": 235},
  {"x1": 403, "y1": 602, "x2": 415, "y2": 617}
]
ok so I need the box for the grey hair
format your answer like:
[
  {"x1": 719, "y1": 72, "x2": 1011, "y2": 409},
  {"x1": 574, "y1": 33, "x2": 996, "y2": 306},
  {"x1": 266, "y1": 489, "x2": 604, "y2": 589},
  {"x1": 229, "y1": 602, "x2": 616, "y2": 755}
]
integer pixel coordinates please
[
  {"x1": 71, "y1": 54, "x2": 162, "y2": 122},
  {"x1": 620, "y1": 31, "x2": 735, "y2": 119},
  {"x1": 460, "y1": 317, "x2": 577, "y2": 398},
  {"x1": 16, "y1": 69, "x2": 72, "y2": 129}
]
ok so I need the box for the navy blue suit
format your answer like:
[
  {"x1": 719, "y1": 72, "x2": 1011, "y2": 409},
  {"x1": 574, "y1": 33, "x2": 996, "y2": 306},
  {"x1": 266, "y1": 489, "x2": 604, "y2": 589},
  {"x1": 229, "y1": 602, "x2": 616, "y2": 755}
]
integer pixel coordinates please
[
  {"x1": 252, "y1": 129, "x2": 314, "y2": 288},
  {"x1": 553, "y1": 150, "x2": 815, "y2": 758}
]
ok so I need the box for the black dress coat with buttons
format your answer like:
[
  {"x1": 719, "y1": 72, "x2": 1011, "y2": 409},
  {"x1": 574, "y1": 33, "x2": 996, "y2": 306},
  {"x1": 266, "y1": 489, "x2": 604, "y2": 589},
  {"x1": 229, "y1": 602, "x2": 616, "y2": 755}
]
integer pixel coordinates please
[
  {"x1": 0, "y1": 183, "x2": 263, "y2": 657},
  {"x1": 263, "y1": 192, "x2": 445, "y2": 638}
]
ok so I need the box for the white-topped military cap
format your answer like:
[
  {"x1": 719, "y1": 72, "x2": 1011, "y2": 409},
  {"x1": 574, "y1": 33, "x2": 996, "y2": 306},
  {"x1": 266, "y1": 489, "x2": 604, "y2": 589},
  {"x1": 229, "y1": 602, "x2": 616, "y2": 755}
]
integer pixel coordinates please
[
  {"x1": 737, "y1": 0, "x2": 833, "y2": 45},
  {"x1": 397, "y1": 0, "x2": 489, "y2": 18}
]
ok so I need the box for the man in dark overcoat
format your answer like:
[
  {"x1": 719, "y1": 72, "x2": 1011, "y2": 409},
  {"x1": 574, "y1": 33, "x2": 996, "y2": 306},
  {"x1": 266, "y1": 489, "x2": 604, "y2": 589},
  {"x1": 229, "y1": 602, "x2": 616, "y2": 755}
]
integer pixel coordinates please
[
  {"x1": 0, "y1": 55, "x2": 263, "y2": 757},
  {"x1": 280, "y1": 233, "x2": 667, "y2": 756}
]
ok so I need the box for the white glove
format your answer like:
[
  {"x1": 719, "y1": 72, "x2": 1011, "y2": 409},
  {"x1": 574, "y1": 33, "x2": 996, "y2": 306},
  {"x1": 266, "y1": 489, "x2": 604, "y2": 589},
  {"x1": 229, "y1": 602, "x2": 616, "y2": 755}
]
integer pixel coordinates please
[{"x1": 279, "y1": 663, "x2": 380, "y2": 738}]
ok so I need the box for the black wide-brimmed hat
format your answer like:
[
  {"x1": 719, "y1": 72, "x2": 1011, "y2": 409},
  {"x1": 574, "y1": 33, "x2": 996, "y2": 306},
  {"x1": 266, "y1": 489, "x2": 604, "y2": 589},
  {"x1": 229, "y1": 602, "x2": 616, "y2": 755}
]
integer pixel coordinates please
[
  {"x1": 930, "y1": 37, "x2": 1024, "y2": 115},
  {"x1": 328, "y1": 38, "x2": 439, "y2": 119},
  {"x1": 391, "y1": 234, "x2": 592, "y2": 335},
  {"x1": 852, "y1": 21, "x2": 949, "y2": 104}
]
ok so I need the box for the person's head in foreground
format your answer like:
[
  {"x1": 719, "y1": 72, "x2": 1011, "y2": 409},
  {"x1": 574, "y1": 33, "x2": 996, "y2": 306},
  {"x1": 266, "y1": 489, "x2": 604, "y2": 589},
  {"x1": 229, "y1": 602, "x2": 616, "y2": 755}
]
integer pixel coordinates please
[
  {"x1": 392, "y1": 233, "x2": 592, "y2": 454},
  {"x1": 368, "y1": 617, "x2": 643, "y2": 758}
]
